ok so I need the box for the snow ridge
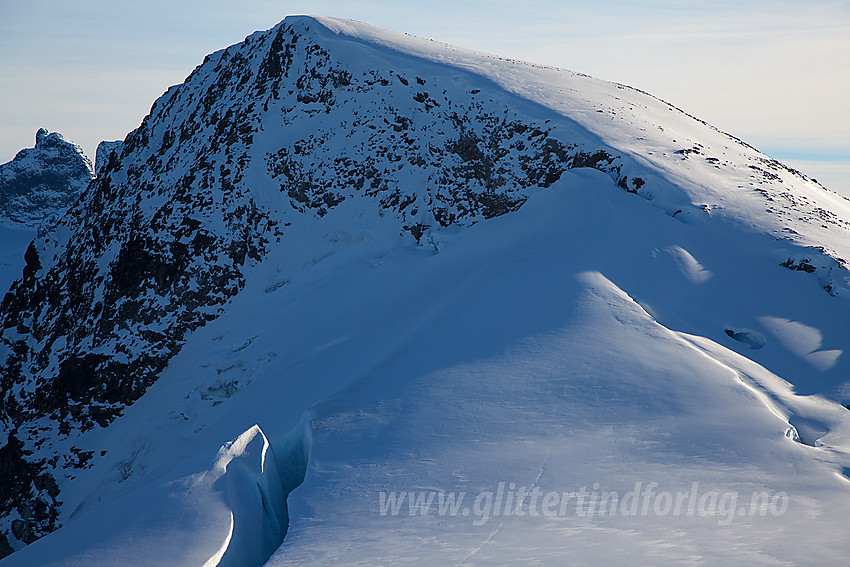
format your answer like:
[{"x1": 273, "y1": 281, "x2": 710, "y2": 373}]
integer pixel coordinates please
[
  {"x1": 2, "y1": 14, "x2": 850, "y2": 561},
  {"x1": 0, "y1": 17, "x2": 653, "y2": 552}
]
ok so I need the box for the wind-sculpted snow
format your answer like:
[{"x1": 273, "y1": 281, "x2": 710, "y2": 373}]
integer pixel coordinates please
[
  {"x1": 2, "y1": 14, "x2": 850, "y2": 561},
  {"x1": 0, "y1": 421, "x2": 311, "y2": 566},
  {"x1": 204, "y1": 420, "x2": 311, "y2": 567},
  {"x1": 3, "y1": 161, "x2": 850, "y2": 564}
]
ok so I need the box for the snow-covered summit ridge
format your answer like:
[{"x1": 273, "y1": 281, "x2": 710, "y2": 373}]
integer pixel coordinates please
[
  {"x1": 2, "y1": 14, "x2": 850, "y2": 560},
  {"x1": 308, "y1": 15, "x2": 850, "y2": 285},
  {"x1": 0, "y1": 129, "x2": 93, "y2": 230}
]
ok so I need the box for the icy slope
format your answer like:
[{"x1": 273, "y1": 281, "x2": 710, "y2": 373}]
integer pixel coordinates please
[
  {"x1": 6, "y1": 169, "x2": 850, "y2": 565},
  {"x1": 0, "y1": 226, "x2": 35, "y2": 295},
  {"x1": 3, "y1": 14, "x2": 850, "y2": 563}
]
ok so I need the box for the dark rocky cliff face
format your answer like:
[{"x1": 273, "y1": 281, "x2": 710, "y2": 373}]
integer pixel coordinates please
[
  {"x1": 0, "y1": 129, "x2": 93, "y2": 231},
  {"x1": 0, "y1": 17, "x2": 648, "y2": 555}
]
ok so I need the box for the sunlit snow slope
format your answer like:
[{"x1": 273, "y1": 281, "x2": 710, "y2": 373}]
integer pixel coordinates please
[{"x1": 3, "y1": 15, "x2": 850, "y2": 566}]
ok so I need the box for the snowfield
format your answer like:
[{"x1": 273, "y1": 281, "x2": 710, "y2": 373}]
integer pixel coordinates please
[
  {"x1": 3, "y1": 15, "x2": 850, "y2": 566},
  {"x1": 0, "y1": 225, "x2": 35, "y2": 294}
]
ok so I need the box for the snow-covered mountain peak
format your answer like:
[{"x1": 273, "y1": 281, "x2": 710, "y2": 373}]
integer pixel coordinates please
[
  {"x1": 2, "y1": 15, "x2": 850, "y2": 564},
  {"x1": 0, "y1": 129, "x2": 93, "y2": 230}
]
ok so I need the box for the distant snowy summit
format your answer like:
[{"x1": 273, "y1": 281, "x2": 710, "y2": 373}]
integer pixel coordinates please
[{"x1": 0, "y1": 129, "x2": 93, "y2": 230}]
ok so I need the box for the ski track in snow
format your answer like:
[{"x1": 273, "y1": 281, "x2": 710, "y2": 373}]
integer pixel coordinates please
[{"x1": 461, "y1": 450, "x2": 551, "y2": 564}]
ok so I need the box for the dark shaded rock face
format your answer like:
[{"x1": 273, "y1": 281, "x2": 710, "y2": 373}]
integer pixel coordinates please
[
  {"x1": 0, "y1": 17, "x2": 650, "y2": 555},
  {"x1": 94, "y1": 140, "x2": 123, "y2": 178},
  {"x1": 0, "y1": 129, "x2": 93, "y2": 230}
]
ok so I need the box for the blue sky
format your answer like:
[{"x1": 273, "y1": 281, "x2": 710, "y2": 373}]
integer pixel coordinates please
[{"x1": 1, "y1": 0, "x2": 848, "y2": 194}]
